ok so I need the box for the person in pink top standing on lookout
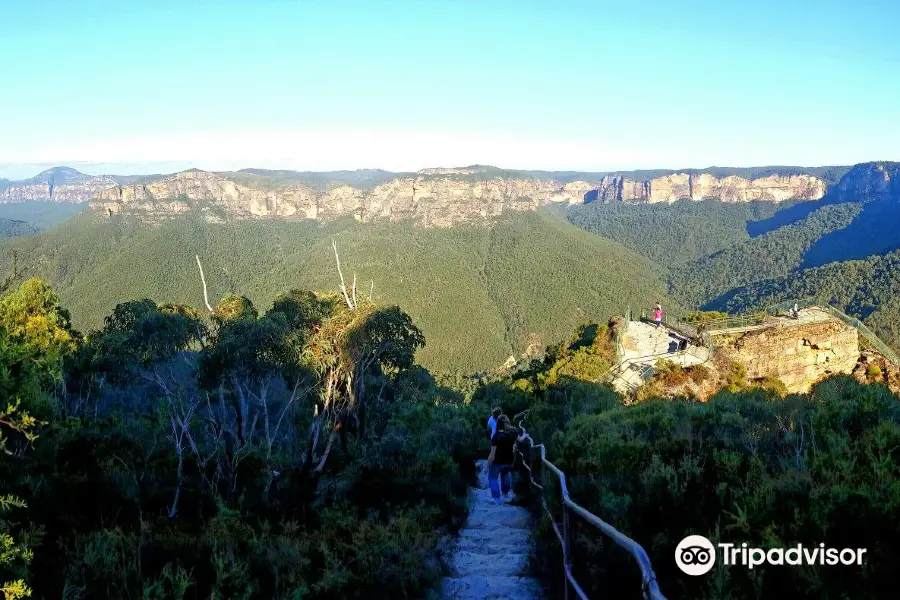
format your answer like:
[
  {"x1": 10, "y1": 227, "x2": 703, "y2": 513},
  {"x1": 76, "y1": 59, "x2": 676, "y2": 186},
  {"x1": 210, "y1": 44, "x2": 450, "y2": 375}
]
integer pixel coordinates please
[{"x1": 653, "y1": 303, "x2": 663, "y2": 328}]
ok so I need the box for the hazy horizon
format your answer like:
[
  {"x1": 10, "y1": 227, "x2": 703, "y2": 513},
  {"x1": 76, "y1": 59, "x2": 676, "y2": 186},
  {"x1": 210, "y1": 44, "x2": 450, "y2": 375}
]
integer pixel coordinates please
[{"x1": 0, "y1": 158, "x2": 866, "y2": 182}]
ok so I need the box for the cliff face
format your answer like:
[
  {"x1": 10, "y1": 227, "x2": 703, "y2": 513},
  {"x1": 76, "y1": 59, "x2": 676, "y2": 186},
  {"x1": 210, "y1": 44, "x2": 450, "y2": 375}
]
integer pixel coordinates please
[
  {"x1": 828, "y1": 161, "x2": 900, "y2": 204},
  {"x1": 93, "y1": 170, "x2": 595, "y2": 227},
  {"x1": 713, "y1": 317, "x2": 859, "y2": 393},
  {"x1": 0, "y1": 167, "x2": 115, "y2": 203},
  {"x1": 91, "y1": 166, "x2": 829, "y2": 226},
  {"x1": 1, "y1": 164, "x2": 842, "y2": 215},
  {"x1": 594, "y1": 172, "x2": 826, "y2": 204}
]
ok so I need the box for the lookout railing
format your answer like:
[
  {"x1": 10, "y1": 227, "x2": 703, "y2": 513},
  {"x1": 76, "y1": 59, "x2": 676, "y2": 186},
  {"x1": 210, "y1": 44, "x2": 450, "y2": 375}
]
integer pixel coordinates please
[{"x1": 513, "y1": 411, "x2": 666, "y2": 600}]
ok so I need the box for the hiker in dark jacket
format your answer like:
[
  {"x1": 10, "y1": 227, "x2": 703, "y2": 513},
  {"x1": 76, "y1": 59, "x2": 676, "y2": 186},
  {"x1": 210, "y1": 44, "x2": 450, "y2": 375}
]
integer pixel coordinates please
[{"x1": 487, "y1": 415, "x2": 527, "y2": 504}]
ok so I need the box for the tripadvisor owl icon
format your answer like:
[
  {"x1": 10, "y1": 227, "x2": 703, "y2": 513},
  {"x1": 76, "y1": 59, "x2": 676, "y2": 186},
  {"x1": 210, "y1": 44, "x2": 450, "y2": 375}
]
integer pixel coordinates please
[{"x1": 676, "y1": 535, "x2": 716, "y2": 576}]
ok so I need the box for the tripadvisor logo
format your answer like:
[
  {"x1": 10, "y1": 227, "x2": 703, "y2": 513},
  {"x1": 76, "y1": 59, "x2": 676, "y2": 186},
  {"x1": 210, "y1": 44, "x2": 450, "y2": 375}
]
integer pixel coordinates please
[
  {"x1": 675, "y1": 535, "x2": 717, "y2": 575},
  {"x1": 675, "y1": 535, "x2": 867, "y2": 576}
]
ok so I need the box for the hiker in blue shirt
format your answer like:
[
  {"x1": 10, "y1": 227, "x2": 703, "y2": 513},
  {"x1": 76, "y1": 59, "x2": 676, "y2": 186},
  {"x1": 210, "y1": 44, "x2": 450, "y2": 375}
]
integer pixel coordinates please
[{"x1": 487, "y1": 407, "x2": 501, "y2": 439}]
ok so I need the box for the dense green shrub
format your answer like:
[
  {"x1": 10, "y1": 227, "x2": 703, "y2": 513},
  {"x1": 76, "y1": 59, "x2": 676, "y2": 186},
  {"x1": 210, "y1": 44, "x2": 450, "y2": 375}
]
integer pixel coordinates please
[{"x1": 535, "y1": 378, "x2": 900, "y2": 599}]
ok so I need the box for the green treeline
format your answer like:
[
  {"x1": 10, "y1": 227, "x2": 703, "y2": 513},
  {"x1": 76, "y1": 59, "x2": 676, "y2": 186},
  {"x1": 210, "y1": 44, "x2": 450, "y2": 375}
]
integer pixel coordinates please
[
  {"x1": 0, "y1": 220, "x2": 39, "y2": 239},
  {"x1": 567, "y1": 199, "x2": 787, "y2": 266},
  {"x1": 567, "y1": 197, "x2": 900, "y2": 355},
  {"x1": 713, "y1": 250, "x2": 900, "y2": 352},
  {"x1": 0, "y1": 201, "x2": 87, "y2": 232}
]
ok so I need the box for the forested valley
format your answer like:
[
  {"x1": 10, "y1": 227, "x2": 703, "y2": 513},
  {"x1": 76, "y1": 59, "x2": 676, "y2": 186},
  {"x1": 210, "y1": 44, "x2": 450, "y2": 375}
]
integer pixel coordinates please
[{"x1": 0, "y1": 210, "x2": 674, "y2": 374}]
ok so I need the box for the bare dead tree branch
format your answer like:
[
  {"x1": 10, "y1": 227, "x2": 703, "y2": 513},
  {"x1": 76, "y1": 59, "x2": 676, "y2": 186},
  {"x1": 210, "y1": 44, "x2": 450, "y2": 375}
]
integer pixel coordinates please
[
  {"x1": 314, "y1": 428, "x2": 339, "y2": 473},
  {"x1": 271, "y1": 380, "x2": 313, "y2": 453},
  {"x1": 332, "y1": 239, "x2": 355, "y2": 309},
  {"x1": 195, "y1": 255, "x2": 213, "y2": 312},
  {"x1": 352, "y1": 273, "x2": 357, "y2": 307},
  {"x1": 166, "y1": 395, "x2": 200, "y2": 519},
  {"x1": 368, "y1": 279, "x2": 374, "y2": 302}
]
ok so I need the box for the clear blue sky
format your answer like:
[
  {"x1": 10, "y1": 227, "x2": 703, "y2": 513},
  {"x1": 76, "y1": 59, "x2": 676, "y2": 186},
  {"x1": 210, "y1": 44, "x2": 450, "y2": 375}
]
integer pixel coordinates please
[{"x1": 1, "y1": 0, "x2": 898, "y2": 177}]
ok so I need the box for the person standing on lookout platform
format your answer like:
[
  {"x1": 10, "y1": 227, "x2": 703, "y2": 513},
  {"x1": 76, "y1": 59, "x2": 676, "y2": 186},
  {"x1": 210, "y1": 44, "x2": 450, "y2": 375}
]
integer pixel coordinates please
[{"x1": 653, "y1": 303, "x2": 663, "y2": 328}]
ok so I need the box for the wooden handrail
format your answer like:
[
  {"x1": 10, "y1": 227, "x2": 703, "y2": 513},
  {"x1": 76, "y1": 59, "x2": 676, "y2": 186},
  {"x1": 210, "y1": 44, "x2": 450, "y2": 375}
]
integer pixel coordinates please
[{"x1": 515, "y1": 420, "x2": 667, "y2": 600}]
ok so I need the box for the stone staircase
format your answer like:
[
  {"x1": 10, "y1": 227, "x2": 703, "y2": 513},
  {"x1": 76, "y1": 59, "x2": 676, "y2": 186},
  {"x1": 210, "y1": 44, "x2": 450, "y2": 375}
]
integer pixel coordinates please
[{"x1": 440, "y1": 460, "x2": 542, "y2": 600}]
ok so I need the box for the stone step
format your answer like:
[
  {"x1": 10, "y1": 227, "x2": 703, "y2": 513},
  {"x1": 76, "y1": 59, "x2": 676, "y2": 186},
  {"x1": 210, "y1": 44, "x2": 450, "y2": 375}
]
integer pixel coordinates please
[
  {"x1": 440, "y1": 575, "x2": 542, "y2": 600},
  {"x1": 457, "y1": 527, "x2": 531, "y2": 544},
  {"x1": 441, "y1": 461, "x2": 539, "y2": 599},
  {"x1": 463, "y1": 513, "x2": 531, "y2": 530},
  {"x1": 467, "y1": 502, "x2": 527, "y2": 514},
  {"x1": 454, "y1": 537, "x2": 528, "y2": 555},
  {"x1": 449, "y1": 550, "x2": 530, "y2": 577}
]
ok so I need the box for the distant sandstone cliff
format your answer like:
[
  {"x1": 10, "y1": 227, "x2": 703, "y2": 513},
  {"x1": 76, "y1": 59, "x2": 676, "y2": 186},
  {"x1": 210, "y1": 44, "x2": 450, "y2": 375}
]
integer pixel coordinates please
[
  {"x1": 91, "y1": 168, "x2": 828, "y2": 227},
  {"x1": 93, "y1": 170, "x2": 596, "y2": 227},
  {"x1": 1, "y1": 165, "x2": 838, "y2": 216},
  {"x1": 593, "y1": 173, "x2": 826, "y2": 203}
]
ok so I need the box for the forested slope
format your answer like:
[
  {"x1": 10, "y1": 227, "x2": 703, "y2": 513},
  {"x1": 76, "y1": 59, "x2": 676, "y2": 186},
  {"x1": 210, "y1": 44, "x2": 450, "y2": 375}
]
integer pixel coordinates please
[
  {"x1": 567, "y1": 199, "x2": 788, "y2": 266},
  {"x1": 802, "y1": 198, "x2": 900, "y2": 267},
  {"x1": 565, "y1": 168, "x2": 900, "y2": 356},
  {"x1": 668, "y1": 202, "x2": 863, "y2": 307},
  {"x1": 0, "y1": 209, "x2": 675, "y2": 373}
]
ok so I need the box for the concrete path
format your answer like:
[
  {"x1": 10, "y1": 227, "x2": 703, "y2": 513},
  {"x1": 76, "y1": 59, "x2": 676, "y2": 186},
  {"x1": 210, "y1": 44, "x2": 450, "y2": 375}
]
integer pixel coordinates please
[{"x1": 440, "y1": 460, "x2": 542, "y2": 600}]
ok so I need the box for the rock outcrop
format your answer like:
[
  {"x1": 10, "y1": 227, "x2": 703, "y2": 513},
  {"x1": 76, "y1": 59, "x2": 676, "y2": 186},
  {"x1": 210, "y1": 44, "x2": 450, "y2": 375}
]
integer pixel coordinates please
[
  {"x1": 594, "y1": 172, "x2": 826, "y2": 204},
  {"x1": 853, "y1": 350, "x2": 900, "y2": 394},
  {"x1": 6, "y1": 162, "x2": 836, "y2": 224},
  {"x1": 712, "y1": 311, "x2": 859, "y2": 393},
  {"x1": 827, "y1": 161, "x2": 900, "y2": 204}
]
